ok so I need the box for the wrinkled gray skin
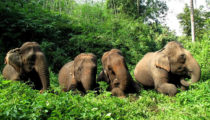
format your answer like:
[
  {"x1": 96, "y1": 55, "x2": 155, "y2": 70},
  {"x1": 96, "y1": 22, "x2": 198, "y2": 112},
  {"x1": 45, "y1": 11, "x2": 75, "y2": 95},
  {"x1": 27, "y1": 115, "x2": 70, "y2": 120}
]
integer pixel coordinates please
[
  {"x1": 58, "y1": 53, "x2": 97, "y2": 93},
  {"x1": 97, "y1": 49, "x2": 140, "y2": 98},
  {"x1": 2, "y1": 42, "x2": 50, "y2": 93},
  {"x1": 134, "y1": 41, "x2": 201, "y2": 96}
]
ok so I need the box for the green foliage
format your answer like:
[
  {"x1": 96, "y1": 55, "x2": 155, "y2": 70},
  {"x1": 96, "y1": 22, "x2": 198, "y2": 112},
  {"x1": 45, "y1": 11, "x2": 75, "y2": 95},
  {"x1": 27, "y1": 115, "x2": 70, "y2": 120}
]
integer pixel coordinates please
[
  {"x1": 106, "y1": 0, "x2": 168, "y2": 22},
  {"x1": 0, "y1": 0, "x2": 174, "y2": 72},
  {"x1": 0, "y1": 74, "x2": 209, "y2": 119},
  {"x1": 177, "y1": 4, "x2": 209, "y2": 39},
  {"x1": 0, "y1": 0, "x2": 80, "y2": 71}
]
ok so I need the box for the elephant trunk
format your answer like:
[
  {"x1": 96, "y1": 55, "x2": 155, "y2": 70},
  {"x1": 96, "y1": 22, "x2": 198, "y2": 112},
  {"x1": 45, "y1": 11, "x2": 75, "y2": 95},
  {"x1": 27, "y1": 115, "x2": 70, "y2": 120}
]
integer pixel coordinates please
[
  {"x1": 181, "y1": 57, "x2": 201, "y2": 87},
  {"x1": 35, "y1": 53, "x2": 50, "y2": 91},
  {"x1": 190, "y1": 61, "x2": 201, "y2": 83},
  {"x1": 80, "y1": 66, "x2": 97, "y2": 91},
  {"x1": 40, "y1": 63, "x2": 50, "y2": 90},
  {"x1": 113, "y1": 64, "x2": 129, "y2": 92}
]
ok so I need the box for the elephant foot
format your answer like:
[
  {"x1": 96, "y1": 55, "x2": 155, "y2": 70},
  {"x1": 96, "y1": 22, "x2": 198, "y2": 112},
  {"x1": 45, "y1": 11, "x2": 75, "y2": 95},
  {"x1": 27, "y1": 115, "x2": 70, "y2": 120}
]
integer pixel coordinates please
[
  {"x1": 39, "y1": 89, "x2": 44, "y2": 94},
  {"x1": 118, "y1": 96, "x2": 126, "y2": 99},
  {"x1": 157, "y1": 83, "x2": 177, "y2": 96},
  {"x1": 69, "y1": 84, "x2": 77, "y2": 91},
  {"x1": 111, "y1": 88, "x2": 126, "y2": 98},
  {"x1": 180, "y1": 85, "x2": 188, "y2": 91}
]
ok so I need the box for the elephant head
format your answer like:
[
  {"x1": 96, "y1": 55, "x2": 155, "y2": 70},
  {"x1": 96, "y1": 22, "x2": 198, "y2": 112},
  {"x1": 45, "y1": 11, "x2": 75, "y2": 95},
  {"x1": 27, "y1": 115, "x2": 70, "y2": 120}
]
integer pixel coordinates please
[
  {"x1": 74, "y1": 53, "x2": 97, "y2": 92},
  {"x1": 4, "y1": 42, "x2": 49, "y2": 92},
  {"x1": 99, "y1": 49, "x2": 139, "y2": 97},
  {"x1": 101, "y1": 49, "x2": 123, "y2": 84},
  {"x1": 155, "y1": 41, "x2": 201, "y2": 86}
]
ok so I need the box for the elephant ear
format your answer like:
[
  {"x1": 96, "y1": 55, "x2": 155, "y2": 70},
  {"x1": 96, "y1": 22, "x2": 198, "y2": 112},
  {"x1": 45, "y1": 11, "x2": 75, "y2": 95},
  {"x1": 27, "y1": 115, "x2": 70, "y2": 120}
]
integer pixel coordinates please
[
  {"x1": 155, "y1": 53, "x2": 170, "y2": 72},
  {"x1": 102, "y1": 51, "x2": 109, "y2": 66},
  {"x1": 6, "y1": 48, "x2": 23, "y2": 73},
  {"x1": 74, "y1": 56, "x2": 84, "y2": 82}
]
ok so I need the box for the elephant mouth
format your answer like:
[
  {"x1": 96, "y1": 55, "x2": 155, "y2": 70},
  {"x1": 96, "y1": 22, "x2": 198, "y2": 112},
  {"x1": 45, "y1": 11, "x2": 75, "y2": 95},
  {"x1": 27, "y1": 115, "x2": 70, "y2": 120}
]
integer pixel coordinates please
[
  {"x1": 175, "y1": 71, "x2": 187, "y2": 76},
  {"x1": 175, "y1": 67, "x2": 189, "y2": 76}
]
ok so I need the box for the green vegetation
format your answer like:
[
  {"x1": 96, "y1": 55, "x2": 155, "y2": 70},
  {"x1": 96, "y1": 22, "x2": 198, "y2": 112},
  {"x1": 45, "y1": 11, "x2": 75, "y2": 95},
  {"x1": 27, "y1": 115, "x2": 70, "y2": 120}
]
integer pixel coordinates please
[
  {"x1": 0, "y1": 0, "x2": 176, "y2": 72},
  {"x1": 0, "y1": 0, "x2": 209, "y2": 119},
  {"x1": 177, "y1": 4, "x2": 209, "y2": 40}
]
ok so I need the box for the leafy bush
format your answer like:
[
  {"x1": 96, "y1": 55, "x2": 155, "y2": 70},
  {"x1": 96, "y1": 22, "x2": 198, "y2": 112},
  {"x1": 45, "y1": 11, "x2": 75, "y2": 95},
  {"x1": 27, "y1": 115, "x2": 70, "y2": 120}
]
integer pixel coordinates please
[
  {"x1": 0, "y1": 0, "x2": 79, "y2": 71},
  {"x1": 0, "y1": 74, "x2": 209, "y2": 119},
  {"x1": 0, "y1": 0, "x2": 176, "y2": 72}
]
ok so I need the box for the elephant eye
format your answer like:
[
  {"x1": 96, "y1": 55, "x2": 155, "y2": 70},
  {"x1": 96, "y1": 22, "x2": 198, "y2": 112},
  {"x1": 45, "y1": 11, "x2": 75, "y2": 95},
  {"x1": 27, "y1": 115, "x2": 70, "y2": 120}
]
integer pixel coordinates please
[
  {"x1": 178, "y1": 67, "x2": 182, "y2": 70},
  {"x1": 111, "y1": 71, "x2": 115, "y2": 75},
  {"x1": 179, "y1": 54, "x2": 186, "y2": 63}
]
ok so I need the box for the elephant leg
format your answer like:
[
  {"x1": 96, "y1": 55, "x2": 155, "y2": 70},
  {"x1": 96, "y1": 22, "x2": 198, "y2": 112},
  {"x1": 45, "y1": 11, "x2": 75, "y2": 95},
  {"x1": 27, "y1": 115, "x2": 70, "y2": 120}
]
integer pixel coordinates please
[
  {"x1": 35, "y1": 52, "x2": 49, "y2": 92},
  {"x1": 97, "y1": 70, "x2": 110, "y2": 84},
  {"x1": 156, "y1": 83, "x2": 177, "y2": 96},
  {"x1": 69, "y1": 77, "x2": 77, "y2": 91},
  {"x1": 128, "y1": 80, "x2": 140, "y2": 93},
  {"x1": 110, "y1": 79, "x2": 125, "y2": 97},
  {"x1": 111, "y1": 87, "x2": 125, "y2": 98},
  {"x1": 97, "y1": 71, "x2": 105, "y2": 82},
  {"x1": 180, "y1": 85, "x2": 187, "y2": 91}
]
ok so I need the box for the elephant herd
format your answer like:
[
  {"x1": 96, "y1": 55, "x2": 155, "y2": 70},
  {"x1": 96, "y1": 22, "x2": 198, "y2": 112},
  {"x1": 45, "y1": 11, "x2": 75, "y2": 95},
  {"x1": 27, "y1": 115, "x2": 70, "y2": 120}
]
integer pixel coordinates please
[{"x1": 2, "y1": 41, "x2": 201, "y2": 97}]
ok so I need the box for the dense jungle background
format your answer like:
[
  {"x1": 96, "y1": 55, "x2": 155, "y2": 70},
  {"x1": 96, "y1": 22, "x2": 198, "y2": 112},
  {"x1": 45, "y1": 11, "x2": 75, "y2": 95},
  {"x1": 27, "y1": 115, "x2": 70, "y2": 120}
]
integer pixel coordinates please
[{"x1": 0, "y1": 0, "x2": 209, "y2": 119}]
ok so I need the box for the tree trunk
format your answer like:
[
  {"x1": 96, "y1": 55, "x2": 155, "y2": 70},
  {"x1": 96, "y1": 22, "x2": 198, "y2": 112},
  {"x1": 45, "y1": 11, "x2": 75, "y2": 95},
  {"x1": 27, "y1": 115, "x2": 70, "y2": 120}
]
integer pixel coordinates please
[
  {"x1": 137, "y1": 0, "x2": 140, "y2": 17},
  {"x1": 190, "y1": 0, "x2": 195, "y2": 42}
]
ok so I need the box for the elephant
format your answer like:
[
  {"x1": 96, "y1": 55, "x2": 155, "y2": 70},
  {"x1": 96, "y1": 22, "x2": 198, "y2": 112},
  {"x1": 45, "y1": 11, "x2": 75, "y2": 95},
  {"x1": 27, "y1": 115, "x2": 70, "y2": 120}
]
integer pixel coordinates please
[
  {"x1": 58, "y1": 53, "x2": 97, "y2": 93},
  {"x1": 97, "y1": 49, "x2": 140, "y2": 98},
  {"x1": 2, "y1": 42, "x2": 50, "y2": 93},
  {"x1": 134, "y1": 41, "x2": 201, "y2": 96}
]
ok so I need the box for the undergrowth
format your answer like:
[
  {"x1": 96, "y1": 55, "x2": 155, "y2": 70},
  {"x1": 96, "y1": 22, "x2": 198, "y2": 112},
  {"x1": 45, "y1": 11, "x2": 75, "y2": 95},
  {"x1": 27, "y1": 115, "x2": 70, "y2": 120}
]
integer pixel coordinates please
[{"x1": 0, "y1": 75, "x2": 209, "y2": 120}]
